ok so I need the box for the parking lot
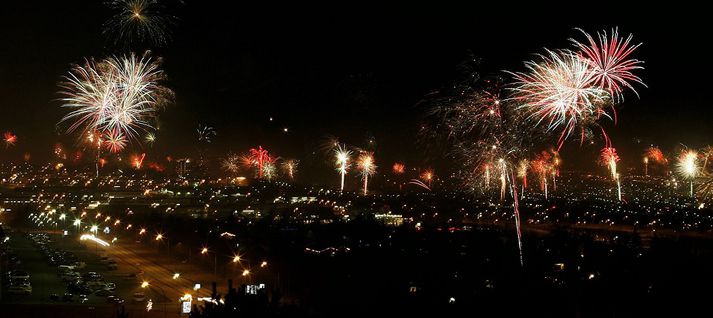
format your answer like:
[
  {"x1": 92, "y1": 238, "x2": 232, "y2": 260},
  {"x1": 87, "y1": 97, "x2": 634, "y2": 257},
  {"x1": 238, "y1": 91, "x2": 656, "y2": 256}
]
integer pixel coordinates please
[{"x1": 1, "y1": 229, "x2": 156, "y2": 309}]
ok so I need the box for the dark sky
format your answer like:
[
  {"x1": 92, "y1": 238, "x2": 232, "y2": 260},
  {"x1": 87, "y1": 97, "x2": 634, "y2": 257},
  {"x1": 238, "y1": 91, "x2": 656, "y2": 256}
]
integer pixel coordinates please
[{"x1": 1, "y1": 2, "x2": 711, "y2": 182}]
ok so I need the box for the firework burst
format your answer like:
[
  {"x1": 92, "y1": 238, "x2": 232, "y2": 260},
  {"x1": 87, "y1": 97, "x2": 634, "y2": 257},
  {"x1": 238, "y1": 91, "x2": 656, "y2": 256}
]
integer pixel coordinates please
[
  {"x1": 145, "y1": 132, "x2": 156, "y2": 145},
  {"x1": 221, "y1": 153, "x2": 241, "y2": 175},
  {"x1": 600, "y1": 147, "x2": 622, "y2": 200},
  {"x1": 508, "y1": 28, "x2": 645, "y2": 149},
  {"x1": 570, "y1": 28, "x2": 646, "y2": 100},
  {"x1": 392, "y1": 162, "x2": 405, "y2": 174},
  {"x1": 197, "y1": 124, "x2": 216, "y2": 143},
  {"x1": 104, "y1": 130, "x2": 128, "y2": 153},
  {"x1": 509, "y1": 49, "x2": 610, "y2": 148},
  {"x1": 59, "y1": 51, "x2": 172, "y2": 146},
  {"x1": 281, "y1": 159, "x2": 299, "y2": 180},
  {"x1": 3, "y1": 132, "x2": 17, "y2": 147},
  {"x1": 677, "y1": 150, "x2": 699, "y2": 197},
  {"x1": 103, "y1": 0, "x2": 177, "y2": 47},
  {"x1": 357, "y1": 152, "x2": 376, "y2": 195},
  {"x1": 248, "y1": 146, "x2": 274, "y2": 179},
  {"x1": 334, "y1": 144, "x2": 352, "y2": 191},
  {"x1": 420, "y1": 169, "x2": 435, "y2": 188}
]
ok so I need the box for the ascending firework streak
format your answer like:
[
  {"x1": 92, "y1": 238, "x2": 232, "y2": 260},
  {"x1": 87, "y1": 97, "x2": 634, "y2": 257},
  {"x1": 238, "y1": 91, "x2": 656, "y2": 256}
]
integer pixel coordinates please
[
  {"x1": 357, "y1": 152, "x2": 376, "y2": 195},
  {"x1": 677, "y1": 150, "x2": 699, "y2": 198},
  {"x1": 334, "y1": 144, "x2": 351, "y2": 191},
  {"x1": 552, "y1": 153, "x2": 560, "y2": 192},
  {"x1": 484, "y1": 164, "x2": 491, "y2": 189},
  {"x1": 643, "y1": 156, "x2": 649, "y2": 176},
  {"x1": 498, "y1": 159, "x2": 507, "y2": 201},
  {"x1": 600, "y1": 147, "x2": 621, "y2": 201},
  {"x1": 517, "y1": 159, "x2": 529, "y2": 197}
]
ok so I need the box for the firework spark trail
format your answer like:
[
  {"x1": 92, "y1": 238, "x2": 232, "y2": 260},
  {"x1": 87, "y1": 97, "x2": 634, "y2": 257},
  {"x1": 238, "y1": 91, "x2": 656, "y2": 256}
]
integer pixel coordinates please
[
  {"x1": 357, "y1": 152, "x2": 376, "y2": 195},
  {"x1": 509, "y1": 171, "x2": 524, "y2": 267},
  {"x1": 408, "y1": 179, "x2": 431, "y2": 191},
  {"x1": 701, "y1": 146, "x2": 713, "y2": 171},
  {"x1": 334, "y1": 144, "x2": 352, "y2": 191}
]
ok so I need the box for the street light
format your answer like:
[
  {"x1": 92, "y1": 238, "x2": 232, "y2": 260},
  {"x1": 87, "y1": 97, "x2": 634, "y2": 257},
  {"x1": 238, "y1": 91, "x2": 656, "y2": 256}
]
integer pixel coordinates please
[
  {"x1": 155, "y1": 234, "x2": 163, "y2": 241},
  {"x1": 201, "y1": 247, "x2": 217, "y2": 275},
  {"x1": 173, "y1": 273, "x2": 180, "y2": 279},
  {"x1": 141, "y1": 281, "x2": 149, "y2": 288},
  {"x1": 232, "y1": 255, "x2": 241, "y2": 263},
  {"x1": 260, "y1": 261, "x2": 268, "y2": 268}
]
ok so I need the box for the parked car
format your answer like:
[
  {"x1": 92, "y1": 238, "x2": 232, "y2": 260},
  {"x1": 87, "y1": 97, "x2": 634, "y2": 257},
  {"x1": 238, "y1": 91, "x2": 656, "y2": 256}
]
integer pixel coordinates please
[
  {"x1": 133, "y1": 292, "x2": 146, "y2": 302},
  {"x1": 8, "y1": 285, "x2": 32, "y2": 295},
  {"x1": 104, "y1": 282, "x2": 116, "y2": 291},
  {"x1": 95, "y1": 289, "x2": 113, "y2": 297},
  {"x1": 107, "y1": 296, "x2": 125, "y2": 304},
  {"x1": 11, "y1": 278, "x2": 31, "y2": 287},
  {"x1": 86, "y1": 280, "x2": 107, "y2": 291},
  {"x1": 58, "y1": 265, "x2": 76, "y2": 273},
  {"x1": 68, "y1": 282, "x2": 92, "y2": 294},
  {"x1": 106, "y1": 261, "x2": 118, "y2": 270},
  {"x1": 8, "y1": 270, "x2": 29, "y2": 280},
  {"x1": 61, "y1": 272, "x2": 81, "y2": 282}
]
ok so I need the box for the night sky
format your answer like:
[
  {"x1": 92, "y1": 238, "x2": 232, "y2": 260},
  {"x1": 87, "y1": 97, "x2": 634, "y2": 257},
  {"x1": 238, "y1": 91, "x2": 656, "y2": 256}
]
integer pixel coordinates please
[{"x1": 1, "y1": 2, "x2": 711, "y2": 182}]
